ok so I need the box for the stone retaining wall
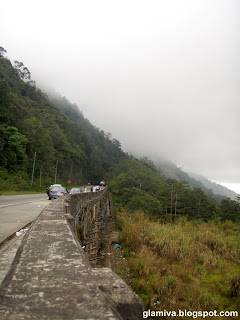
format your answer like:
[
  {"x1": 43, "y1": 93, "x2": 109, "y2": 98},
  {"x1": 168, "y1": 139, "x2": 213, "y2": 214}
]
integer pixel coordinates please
[
  {"x1": 66, "y1": 188, "x2": 113, "y2": 264},
  {"x1": 0, "y1": 193, "x2": 143, "y2": 320}
]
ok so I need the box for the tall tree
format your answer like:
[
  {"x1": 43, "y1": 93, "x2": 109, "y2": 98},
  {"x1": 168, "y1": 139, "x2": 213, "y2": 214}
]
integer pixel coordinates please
[{"x1": 0, "y1": 46, "x2": 7, "y2": 57}]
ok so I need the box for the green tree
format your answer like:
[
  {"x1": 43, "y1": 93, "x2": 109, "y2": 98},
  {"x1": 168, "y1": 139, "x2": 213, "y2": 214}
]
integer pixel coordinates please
[
  {"x1": 22, "y1": 117, "x2": 54, "y2": 169},
  {"x1": 0, "y1": 46, "x2": 7, "y2": 57},
  {"x1": 123, "y1": 187, "x2": 163, "y2": 215},
  {"x1": 14, "y1": 60, "x2": 31, "y2": 81},
  {"x1": 112, "y1": 138, "x2": 121, "y2": 150},
  {"x1": 0, "y1": 80, "x2": 14, "y2": 124},
  {"x1": 220, "y1": 198, "x2": 240, "y2": 222},
  {"x1": 0, "y1": 126, "x2": 28, "y2": 170}
]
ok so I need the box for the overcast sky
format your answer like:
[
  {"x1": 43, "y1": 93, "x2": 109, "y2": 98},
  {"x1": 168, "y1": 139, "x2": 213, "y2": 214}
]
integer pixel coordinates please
[{"x1": 1, "y1": 0, "x2": 239, "y2": 192}]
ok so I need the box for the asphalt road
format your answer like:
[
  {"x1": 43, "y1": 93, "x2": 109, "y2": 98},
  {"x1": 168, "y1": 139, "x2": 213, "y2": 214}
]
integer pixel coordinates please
[{"x1": 0, "y1": 194, "x2": 50, "y2": 243}]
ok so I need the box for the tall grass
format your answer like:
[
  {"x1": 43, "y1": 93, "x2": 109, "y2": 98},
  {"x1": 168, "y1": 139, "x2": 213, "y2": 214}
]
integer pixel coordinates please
[{"x1": 117, "y1": 211, "x2": 240, "y2": 319}]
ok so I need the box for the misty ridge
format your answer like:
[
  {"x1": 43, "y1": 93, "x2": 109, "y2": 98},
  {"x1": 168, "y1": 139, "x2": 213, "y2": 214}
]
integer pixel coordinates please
[{"x1": 43, "y1": 86, "x2": 237, "y2": 202}]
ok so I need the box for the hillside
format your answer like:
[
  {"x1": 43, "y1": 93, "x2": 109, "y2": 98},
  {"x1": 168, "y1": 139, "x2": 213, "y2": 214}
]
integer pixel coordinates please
[
  {"x1": 153, "y1": 157, "x2": 237, "y2": 202},
  {"x1": 188, "y1": 172, "x2": 237, "y2": 200},
  {"x1": 0, "y1": 53, "x2": 125, "y2": 190}
]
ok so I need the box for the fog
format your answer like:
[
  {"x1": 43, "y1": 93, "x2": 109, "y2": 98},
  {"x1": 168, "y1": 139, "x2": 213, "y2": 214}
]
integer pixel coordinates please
[{"x1": 1, "y1": 0, "x2": 239, "y2": 191}]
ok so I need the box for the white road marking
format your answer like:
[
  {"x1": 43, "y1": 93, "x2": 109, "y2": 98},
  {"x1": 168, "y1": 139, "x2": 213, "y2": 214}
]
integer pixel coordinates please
[{"x1": 0, "y1": 199, "x2": 48, "y2": 208}]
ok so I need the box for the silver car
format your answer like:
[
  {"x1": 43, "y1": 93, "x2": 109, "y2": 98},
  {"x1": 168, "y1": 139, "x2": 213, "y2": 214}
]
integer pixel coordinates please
[
  {"x1": 69, "y1": 187, "x2": 81, "y2": 194},
  {"x1": 48, "y1": 186, "x2": 68, "y2": 200}
]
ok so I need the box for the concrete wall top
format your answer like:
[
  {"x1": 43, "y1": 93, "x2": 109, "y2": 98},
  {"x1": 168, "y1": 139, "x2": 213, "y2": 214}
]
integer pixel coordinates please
[
  {"x1": 0, "y1": 195, "x2": 143, "y2": 320},
  {"x1": 67, "y1": 187, "x2": 108, "y2": 217}
]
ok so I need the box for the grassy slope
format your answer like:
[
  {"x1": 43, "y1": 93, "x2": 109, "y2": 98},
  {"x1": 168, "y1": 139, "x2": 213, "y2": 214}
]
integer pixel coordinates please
[{"x1": 114, "y1": 210, "x2": 240, "y2": 319}]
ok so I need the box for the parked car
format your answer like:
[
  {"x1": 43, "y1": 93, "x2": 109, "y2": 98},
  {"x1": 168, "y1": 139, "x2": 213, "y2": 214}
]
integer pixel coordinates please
[
  {"x1": 69, "y1": 187, "x2": 81, "y2": 194},
  {"x1": 46, "y1": 184, "x2": 62, "y2": 196},
  {"x1": 48, "y1": 186, "x2": 68, "y2": 200},
  {"x1": 100, "y1": 181, "x2": 106, "y2": 186},
  {"x1": 95, "y1": 185, "x2": 100, "y2": 191}
]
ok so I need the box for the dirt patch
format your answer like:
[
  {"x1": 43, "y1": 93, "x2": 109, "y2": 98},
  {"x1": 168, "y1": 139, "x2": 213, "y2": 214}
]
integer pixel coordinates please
[
  {"x1": 93, "y1": 215, "x2": 131, "y2": 287},
  {"x1": 95, "y1": 215, "x2": 119, "y2": 268}
]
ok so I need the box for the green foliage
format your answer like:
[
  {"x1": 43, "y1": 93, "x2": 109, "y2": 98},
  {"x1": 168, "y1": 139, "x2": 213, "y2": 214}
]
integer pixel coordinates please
[
  {"x1": 0, "y1": 46, "x2": 7, "y2": 57},
  {"x1": 14, "y1": 60, "x2": 31, "y2": 80},
  {"x1": 0, "y1": 126, "x2": 28, "y2": 170},
  {"x1": 0, "y1": 79, "x2": 14, "y2": 124},
  {"x1": 107, "y1": 158, "x2": 164, "y2": 212},
  {"x1": 124, "y1": 188, "x2": 163, "y2": 215},
  {"x1": 220, "y1": 198, "x2": 240, "y2": 222},
  {"x1": 107, "y1": 158, "x2": 219, "y2": 220}
]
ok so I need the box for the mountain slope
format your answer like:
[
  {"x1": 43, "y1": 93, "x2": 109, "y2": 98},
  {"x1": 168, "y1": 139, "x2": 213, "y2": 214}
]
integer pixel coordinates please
[
  {"x1": 187, "y1": 172, "x2": 237, "y2": 200},
  {"x1": 0, "y1": 54, "x2": 125, "y2": 189},
  {"x1": 153, "y1": 158, "x2": 237, "y2": 201}
]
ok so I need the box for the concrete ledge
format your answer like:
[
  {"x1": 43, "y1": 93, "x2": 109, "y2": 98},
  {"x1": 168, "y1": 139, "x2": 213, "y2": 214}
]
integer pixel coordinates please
[
  {"x1": 92, "y1": 269, "x2": 143, "y2": 320},
  {"x1": 0, "y1": 196, "x2": 143, "y2": 319}
]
